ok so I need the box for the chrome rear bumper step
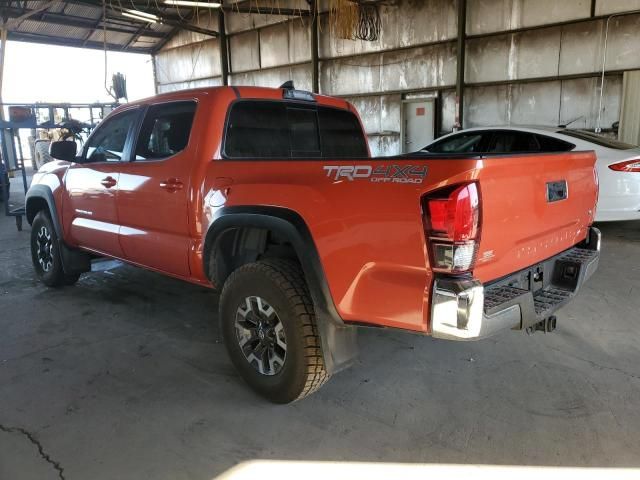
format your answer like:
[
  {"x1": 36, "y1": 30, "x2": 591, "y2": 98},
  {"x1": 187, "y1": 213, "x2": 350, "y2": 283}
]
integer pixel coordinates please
[{"x1": 431, "y1": 227, "x2": 601, "y2": 341}]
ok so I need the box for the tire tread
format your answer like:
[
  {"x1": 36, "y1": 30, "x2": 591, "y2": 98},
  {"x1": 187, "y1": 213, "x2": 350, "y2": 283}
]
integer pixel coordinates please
[{"x1": 220, "y1": 258, "x2": 329, "y2": 402}]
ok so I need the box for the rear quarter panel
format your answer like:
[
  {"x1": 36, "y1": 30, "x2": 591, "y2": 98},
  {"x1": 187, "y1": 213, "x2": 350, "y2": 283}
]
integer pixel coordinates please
[
  {"x1": 200, "y1": 151, "x2": 596, "y2": 333},
  {"x1": 203, "y1": 158, "x2": 479, "y2": 332}
]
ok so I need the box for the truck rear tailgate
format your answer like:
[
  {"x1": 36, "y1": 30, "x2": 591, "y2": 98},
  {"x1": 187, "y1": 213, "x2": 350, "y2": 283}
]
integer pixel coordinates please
[{"x1": 471, "y1": 151, "x2": 598, "y2": 283}]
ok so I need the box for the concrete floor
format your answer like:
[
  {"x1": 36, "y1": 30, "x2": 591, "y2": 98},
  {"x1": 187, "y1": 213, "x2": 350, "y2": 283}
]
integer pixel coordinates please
[{"x1": 1, "y1": 175, "x2": 640, "y2": 480}]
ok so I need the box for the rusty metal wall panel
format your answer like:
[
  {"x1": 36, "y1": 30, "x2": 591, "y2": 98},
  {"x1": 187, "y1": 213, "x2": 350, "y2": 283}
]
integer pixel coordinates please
[
  {"x1": 260, "y1": 22, "x2": 290, "y2": 68},
  {"x1": 467, "y1": 0, "x2": 590, "y2": 35},
  {"x1": 229, "y1": 30, "x2": 260, "y2": 72},
  {"x1": 319, "y1": 0, "x2": 457, "y2": 59},
  {"x1": 321, "y1": 43, "x2": 456, "y2": 96},
  {"x1": 561, "y1": 76, "x2": 622, "y2": 129},
  {"x1": 225, "y1": 0, "x2": 309, "y2": 34},
  {"x1": 289, "y1": 19, "x2": 311, "y2": 64},
  {"x1": 157, "y1": 76, "x2": 223, "y2": 93},
  {"x1": 162, "y1": 14, "x2": 217, "y2": 50},
  {"x1": 345, "y1": 94, "x2": 402, "y2": 156},
  {"x1": 155, "y1": 39, "x2": 221, "y2": 85},
  {"x1": 595, "y1": 0, "x2": 640, "y2": 15},
  {"x1": 619, "y1": 71, "x2": 640, "y2": 144},
  {"x1": 231, "y1": 63, "x2": 312, "y2": 91}
]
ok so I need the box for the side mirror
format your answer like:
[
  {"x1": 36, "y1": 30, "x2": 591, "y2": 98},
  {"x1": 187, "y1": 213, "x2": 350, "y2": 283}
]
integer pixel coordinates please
[{"x1": 49, "y1": 141, "x2": 77, "y2": 162}]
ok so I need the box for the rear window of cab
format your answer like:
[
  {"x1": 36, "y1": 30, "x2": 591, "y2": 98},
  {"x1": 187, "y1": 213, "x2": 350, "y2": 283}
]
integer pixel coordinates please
[{"x1": 223, "y1": 100, "x2": 368, "y2": 159}]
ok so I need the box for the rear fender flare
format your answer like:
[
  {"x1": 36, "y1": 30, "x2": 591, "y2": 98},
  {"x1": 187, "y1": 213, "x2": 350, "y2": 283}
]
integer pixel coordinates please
[{"x1": 203, "y1": 206, "x2": 358, "y2": 374}]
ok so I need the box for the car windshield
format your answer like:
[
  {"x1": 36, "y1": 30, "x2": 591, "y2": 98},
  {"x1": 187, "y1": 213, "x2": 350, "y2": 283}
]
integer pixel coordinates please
[{"x1": 559, "y1": 130, "x2": 638, "y2": 150}]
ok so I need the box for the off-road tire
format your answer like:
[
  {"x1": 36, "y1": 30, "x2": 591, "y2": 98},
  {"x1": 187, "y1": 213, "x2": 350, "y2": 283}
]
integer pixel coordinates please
[
  {"x1": 219, "y1": 259, "x2": 329, "y2": 403},
  {"x1": 34, "y1": 140, "x2": 52, "y2": 170},
  {"x1": 30, "y1": 211, "x2": 80, "y2": 287}
]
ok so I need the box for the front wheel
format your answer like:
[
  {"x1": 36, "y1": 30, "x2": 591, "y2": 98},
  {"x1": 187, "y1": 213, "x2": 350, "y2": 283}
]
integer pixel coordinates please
[
  {"x1": 219, "y1": 259, "x2": 329, "y2": 403},
  {"x1": 30, "y1": 211, "x2": 80, "y2": 287}
]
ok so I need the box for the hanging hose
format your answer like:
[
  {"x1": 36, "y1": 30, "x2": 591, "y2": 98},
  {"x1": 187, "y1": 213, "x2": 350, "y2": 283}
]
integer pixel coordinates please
[
  {"x1": 354, "y1": 4, "x2": 381, "y2": 42},
  {"x1": 111, "y1": 73, "x2": 128, "y2": 101},
  {"x1": 328, "y1": 0, "x2": 381, "y2": 41}
]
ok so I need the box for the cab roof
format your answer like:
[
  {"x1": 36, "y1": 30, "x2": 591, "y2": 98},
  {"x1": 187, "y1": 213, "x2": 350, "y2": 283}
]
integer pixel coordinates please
[{"x1": 123, "y1": 85, "x2": 352, "y2": 112}]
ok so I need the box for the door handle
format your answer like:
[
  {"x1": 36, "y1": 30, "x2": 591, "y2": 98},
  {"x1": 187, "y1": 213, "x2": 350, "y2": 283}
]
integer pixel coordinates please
[
  {"x1": 101, "y1": 176, "x2": 117, "y2": 188},
  {"x1": 159, "y1": 178, "x2": 184, "y2": 192}
]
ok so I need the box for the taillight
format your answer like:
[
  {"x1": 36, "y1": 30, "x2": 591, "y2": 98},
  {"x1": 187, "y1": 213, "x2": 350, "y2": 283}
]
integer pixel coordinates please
[
  {"x1": 609, "y1": 159, "x2": 640, "y2": 172},
  {"x1": 423, "y1": 182, "x2": 481, "y2": 273}
]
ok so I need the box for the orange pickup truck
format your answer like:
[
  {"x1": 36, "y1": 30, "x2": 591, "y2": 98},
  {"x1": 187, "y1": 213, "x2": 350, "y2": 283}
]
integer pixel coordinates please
[{"x1": 26, "y1": 84, "x2": 600, "y2": 403}]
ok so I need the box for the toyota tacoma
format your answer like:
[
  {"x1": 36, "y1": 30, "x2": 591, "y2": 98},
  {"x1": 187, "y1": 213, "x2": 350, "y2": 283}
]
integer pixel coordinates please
[{"x1": 26, "y1": 84, "x2": 601, "y2": 403}]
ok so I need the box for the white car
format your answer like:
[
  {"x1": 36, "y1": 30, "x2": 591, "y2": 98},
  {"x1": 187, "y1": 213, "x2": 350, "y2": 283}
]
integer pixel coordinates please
[{"x1": 421, "y1": 126, "x2": 640, "y2": 222}]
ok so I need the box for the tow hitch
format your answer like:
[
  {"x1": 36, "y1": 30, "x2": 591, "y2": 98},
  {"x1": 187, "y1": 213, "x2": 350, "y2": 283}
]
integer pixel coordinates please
[{"x1": 526, "y1": 315, "x2": 557, "y2": 335}]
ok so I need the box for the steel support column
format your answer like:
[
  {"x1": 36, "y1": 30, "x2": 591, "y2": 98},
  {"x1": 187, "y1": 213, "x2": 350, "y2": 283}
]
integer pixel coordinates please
[
  {"x1": 219, "y1": 9, "x2": 229, "y2": 86},
  {"x1": 455, "y1": 0, "x2": 467, "y2": 130},
  {"x1": 310, "y1": 0, "x2": 319, "y2": 93},
  {"x1": 0, "y1": 29, "x2": 6, "y2": 121}
]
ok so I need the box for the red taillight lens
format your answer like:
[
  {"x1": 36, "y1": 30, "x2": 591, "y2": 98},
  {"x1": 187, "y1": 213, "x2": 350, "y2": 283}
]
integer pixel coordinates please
[
  {"x1": 423, "y1": 182, "x2": 481, "y2": 273},
  {"x1": 609, "y1": 159, "x2": 640, "y2": 172}
]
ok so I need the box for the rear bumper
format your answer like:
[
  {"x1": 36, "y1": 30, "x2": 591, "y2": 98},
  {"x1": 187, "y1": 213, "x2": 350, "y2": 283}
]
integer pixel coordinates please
[{"x1": 430, "y1": 227, "x2": 601, "y2": 341}]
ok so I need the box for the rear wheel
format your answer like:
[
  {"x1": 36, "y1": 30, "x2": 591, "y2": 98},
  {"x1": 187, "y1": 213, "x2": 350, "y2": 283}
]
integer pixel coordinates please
[
  {"x1": 30, "y1": 211, "x2": 80, "y2": 287},
  {"x1": 219, "y1": 259, "x2": 329, "y2": 403}
]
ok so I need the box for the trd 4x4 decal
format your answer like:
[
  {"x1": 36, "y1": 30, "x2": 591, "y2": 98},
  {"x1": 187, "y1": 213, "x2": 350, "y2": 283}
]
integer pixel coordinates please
[{"x1": 323, "y1": 165, "x2": 428, "y2": 184}]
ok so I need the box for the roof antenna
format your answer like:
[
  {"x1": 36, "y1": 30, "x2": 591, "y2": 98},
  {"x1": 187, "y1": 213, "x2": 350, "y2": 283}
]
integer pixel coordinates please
[
  {"x1": 558, "y1": 115, "x2": 584, "y2": 129},
  {"x1": 280, "y1": 80, "x2": 295, "y2": 90}
]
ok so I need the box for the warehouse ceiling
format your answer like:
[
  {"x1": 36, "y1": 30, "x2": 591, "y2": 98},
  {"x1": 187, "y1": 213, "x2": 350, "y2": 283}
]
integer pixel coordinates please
[
  {"x1": 0, "y1": 0, "x2": 320, "y2": 54},
  {"x1": 0, "y1": 0, "x2": 219, "y2": 54},
  {"x1": 0, "y1": 1, "x2": 387, "y2": 54}
]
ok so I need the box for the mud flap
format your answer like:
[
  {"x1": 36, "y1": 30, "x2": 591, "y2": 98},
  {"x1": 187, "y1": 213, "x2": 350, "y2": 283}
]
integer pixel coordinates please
[
  {"x1": 59, "y1": 241, "x2": 91, "y2": 275},
  {"x1": 315, "y1": 312, "x2": 359, "y2": 375}
]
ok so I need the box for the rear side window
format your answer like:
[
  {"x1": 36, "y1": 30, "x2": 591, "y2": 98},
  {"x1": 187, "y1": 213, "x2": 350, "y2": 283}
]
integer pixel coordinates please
[
  {"x1": 536, "y1": 134, "x2": 574, "y2": 152},
  {"x1": 426, "y1": 132, "x2": 487, "y2": 153},
  {"x1": 223, "y1": 101, "x2": 367, "y2": 159},
  {"x1": 135, "y1": 101, "x2": 197, "y2": 160},
  {"x1": 487, "y1": 131, "x2": 539, "y2": 153},
  {"x1": 319, "y1": 108, "x2": 368, "y2": 158},
  {"x1": 224, "y1": 102, "x2": 289, "y2": 158}
]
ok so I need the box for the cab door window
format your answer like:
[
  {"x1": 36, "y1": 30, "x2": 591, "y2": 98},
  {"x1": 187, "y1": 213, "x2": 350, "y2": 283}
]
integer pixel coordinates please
[
  {"x1": 84, "y1": 109, "x2": 137, "y2": 162},
  {"x1": 134, "y1": 101, "x2": 197, "y2": 161}
]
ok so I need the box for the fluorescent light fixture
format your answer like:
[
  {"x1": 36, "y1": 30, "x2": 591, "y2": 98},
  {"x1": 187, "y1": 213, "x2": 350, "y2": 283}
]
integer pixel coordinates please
[
  {"x1": 164, "y1": 0, "x2": 221, "y2": 7},
  {"x1": 123, "y1": 9, "x2": 160, "y2": 21},
  {"x1": 122, "y1": 11, "x2": 159, "y2": 23}
]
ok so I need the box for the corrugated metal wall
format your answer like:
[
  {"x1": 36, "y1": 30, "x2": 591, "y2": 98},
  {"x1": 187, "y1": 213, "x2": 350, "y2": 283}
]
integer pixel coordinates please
[
  {"x1": 154, "y1": 0, "x2": 640, "y2": 155},
  {"x1": 619, "y1": 71, "x2": 640, "y2": 144}
]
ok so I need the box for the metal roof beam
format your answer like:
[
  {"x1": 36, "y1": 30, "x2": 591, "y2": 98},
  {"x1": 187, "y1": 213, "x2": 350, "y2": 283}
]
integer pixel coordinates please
[
  {"x1": 6, "y1": 30, "x2": 149, "y2": 53},
  {"x1": 69, "y1": 0, "x2": 218, "y2": 37},
  {"x1": 0, "y1": 0, "x2": 60, "y2": 30},
  {"x1": 1, "y1": 6, "x2": 165, "y2": 37},
  {"x1": 222, "y1": 6, "x2": 312, "y2": 16}
]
